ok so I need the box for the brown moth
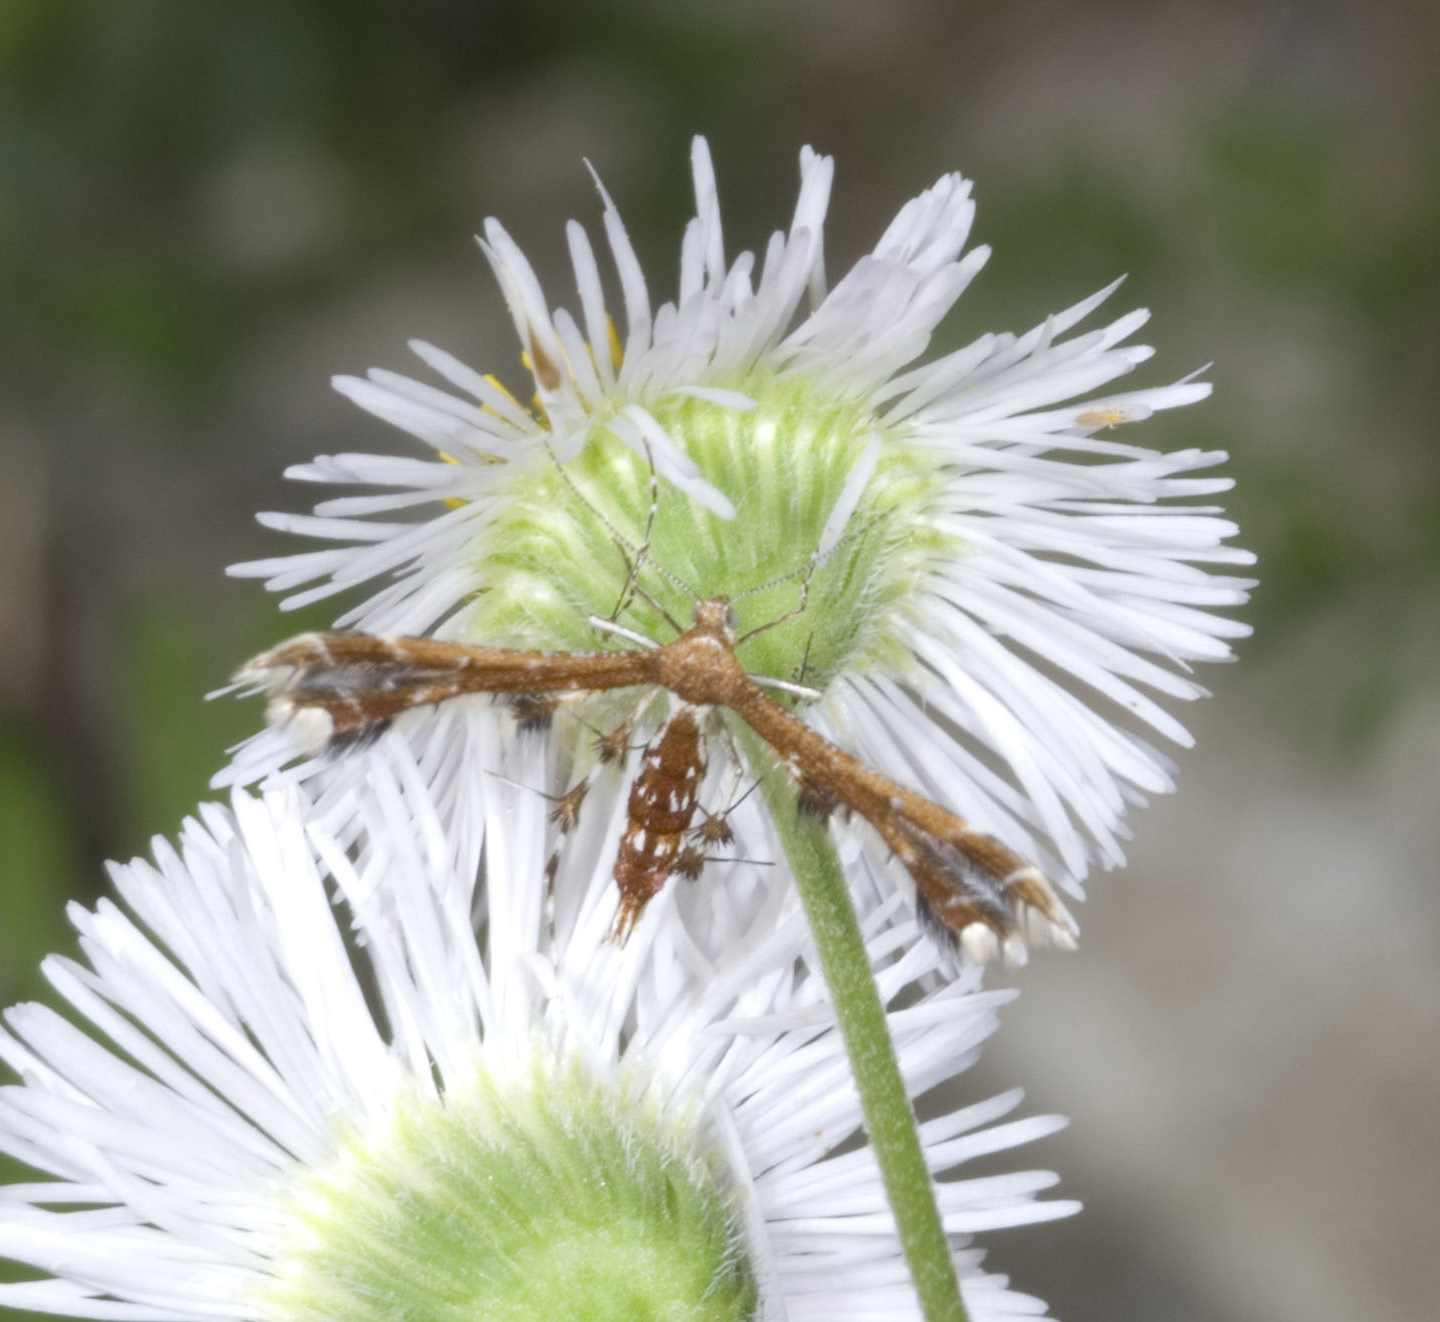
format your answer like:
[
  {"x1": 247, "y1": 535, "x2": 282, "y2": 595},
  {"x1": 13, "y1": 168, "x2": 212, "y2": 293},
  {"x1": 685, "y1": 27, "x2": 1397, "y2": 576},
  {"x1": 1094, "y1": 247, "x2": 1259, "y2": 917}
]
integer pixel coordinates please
[{"x1": 238, "y1": 598, "x2": 1079, "y2": 965}]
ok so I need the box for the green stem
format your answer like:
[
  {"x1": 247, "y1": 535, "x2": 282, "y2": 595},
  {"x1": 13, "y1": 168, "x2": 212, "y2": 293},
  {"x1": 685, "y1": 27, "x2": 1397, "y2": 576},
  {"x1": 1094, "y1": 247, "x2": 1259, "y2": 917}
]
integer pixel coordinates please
[{"x1": 738, "y1": 729, "x2": 969, "y2": 1322}]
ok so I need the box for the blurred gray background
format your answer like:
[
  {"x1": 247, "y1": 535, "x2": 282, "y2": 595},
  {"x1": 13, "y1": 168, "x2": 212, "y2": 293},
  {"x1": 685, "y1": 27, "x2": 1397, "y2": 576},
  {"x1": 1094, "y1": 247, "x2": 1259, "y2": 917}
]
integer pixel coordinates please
[{"x1": 1, "y1": 2, "x2": 1436, "y2": 1320}]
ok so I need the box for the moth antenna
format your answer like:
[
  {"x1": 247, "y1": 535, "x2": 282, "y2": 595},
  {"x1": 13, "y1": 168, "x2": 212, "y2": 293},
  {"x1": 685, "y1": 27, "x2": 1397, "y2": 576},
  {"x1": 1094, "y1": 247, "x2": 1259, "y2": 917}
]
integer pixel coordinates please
[
  {"x1": 545, "y1": 435, "x2": 700, "y2": 628},
  {"x1": 543, "y1": 439, "x2": 634, "y2": 561},
  {"x1": 608, "y1": 435, "x2": 661, "y2": 621},
  {"x1": 621, "y1": 436, "x2": 705, "y2": 609},
  {"x1": 638, "y1": 553, "x2": 702, "y2": 608},
  {"x1": 733, "y1": 511, "x2": 886, "y2": 644}
]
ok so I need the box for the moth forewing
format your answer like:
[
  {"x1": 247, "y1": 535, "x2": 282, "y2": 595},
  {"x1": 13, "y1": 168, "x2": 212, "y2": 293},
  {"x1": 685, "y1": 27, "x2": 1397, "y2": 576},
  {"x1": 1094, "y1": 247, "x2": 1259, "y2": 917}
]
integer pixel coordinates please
[
  {"x1": 237, "y1": 631, "x2": 659, "y2": 752},
  {"x1": 726, "y1": 678, "x2": 1078, "y2": 962}
]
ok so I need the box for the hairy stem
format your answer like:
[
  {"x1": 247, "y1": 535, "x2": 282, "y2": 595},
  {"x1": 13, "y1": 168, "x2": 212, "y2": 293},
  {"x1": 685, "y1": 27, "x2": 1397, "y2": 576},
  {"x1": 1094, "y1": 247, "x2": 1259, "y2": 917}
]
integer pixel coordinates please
[{"x1": 739, "y1": 728, "x2": 969, "y2": 1322}]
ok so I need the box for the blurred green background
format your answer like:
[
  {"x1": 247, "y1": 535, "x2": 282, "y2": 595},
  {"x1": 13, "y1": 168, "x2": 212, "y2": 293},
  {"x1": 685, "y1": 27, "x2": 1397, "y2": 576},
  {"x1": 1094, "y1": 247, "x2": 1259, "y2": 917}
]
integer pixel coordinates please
[{"x1": 1, "y1": 3, "x2": 1436, "y2": 1320}]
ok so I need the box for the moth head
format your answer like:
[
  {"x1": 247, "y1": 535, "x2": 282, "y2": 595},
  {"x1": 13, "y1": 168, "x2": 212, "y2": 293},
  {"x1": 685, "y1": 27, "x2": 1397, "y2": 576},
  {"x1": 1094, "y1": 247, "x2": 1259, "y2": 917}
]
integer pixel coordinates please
[{"x1": 690, "y1": 597, "x2": 737, "y2": 641}]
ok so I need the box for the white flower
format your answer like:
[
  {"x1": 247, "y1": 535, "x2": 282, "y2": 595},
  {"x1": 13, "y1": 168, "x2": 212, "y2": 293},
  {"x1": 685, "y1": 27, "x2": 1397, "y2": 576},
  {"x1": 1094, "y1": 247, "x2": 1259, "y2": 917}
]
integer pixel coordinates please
[
  {"x1": 0, "y1": 744, "x2": 1074, "y2": 1321},
  {"x1": 222, "y1": 135, "x2": 1253, "y2": 953}
]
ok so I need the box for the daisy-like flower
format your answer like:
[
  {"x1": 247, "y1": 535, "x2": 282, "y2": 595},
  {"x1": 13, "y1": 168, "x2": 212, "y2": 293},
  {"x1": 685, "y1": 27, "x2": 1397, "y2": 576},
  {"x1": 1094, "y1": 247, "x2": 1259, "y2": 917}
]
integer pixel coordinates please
[
  {"x1": 0, "y1": 743, "x2": 1076, "y2": 1322},
  {"x1": 222, "y1": 136, "x2": 1253, "y2": 963}
]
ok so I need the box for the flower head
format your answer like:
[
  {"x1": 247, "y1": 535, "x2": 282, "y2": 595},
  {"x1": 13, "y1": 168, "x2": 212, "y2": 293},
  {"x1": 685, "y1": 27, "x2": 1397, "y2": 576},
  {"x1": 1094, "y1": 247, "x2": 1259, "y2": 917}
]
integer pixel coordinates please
[
  {"x1": 1, "y1": 745, "x2": 1074, "y2": 1321},
  {"x1": 224, "y1": 137, "x2": 1253, "y2": 956}
]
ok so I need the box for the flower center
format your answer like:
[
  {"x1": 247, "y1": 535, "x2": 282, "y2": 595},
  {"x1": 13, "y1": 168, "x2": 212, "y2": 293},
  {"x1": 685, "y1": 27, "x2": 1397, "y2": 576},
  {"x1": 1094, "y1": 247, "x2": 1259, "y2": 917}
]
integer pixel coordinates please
[
  {"x1": 466, "y1": 375, "x2": 946, "y2": 696},
  {"x1": 264, "y1": 1057, "x2": 756, "y2": 1322}
]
